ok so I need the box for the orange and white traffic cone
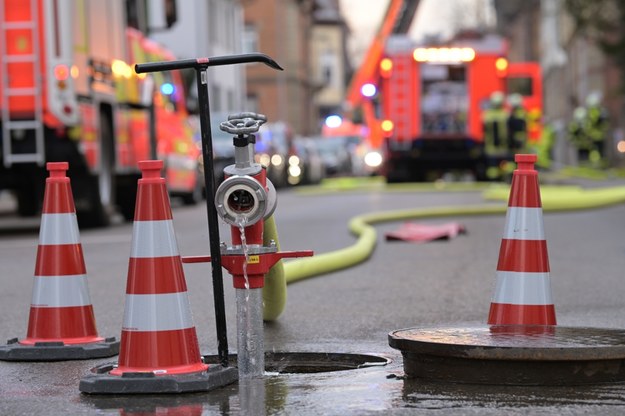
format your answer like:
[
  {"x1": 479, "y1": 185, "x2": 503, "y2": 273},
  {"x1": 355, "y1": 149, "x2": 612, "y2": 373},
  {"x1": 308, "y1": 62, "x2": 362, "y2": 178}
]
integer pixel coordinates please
[
  {"x1": 0, "y1": 162, "x2": 118, "y2": 361},
  {"x1": 487, "y1": 154, "x2": 556, "y2": 326},
  {"x1": 80, "y1": 160, "x2": 237, "y2": 394},
  {"x1": 113, "y1": 159, "x2": 206, "y2": 376}
]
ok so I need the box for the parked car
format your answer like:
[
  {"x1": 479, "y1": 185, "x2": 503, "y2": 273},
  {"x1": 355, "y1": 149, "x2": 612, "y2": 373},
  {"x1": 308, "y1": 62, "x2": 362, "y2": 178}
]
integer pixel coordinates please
[
  {"x1": 210, "y1": 114, "x2": 236, "y2": 184},
  {"x1": 190, "y1": 112, "x2": 235, "y2": 190},
  {"x1": 255, "y1": 122, "x2": 294, "y2": 188},
  {"x1": 343, "y1": 135, "x2": 383, "y2": 177},
  {"x1": 313, "y1": 136, "x2": 354, "y2": 177},
  {"x1": 291, "y1": 137, "x2": 325, "y2": 185}
]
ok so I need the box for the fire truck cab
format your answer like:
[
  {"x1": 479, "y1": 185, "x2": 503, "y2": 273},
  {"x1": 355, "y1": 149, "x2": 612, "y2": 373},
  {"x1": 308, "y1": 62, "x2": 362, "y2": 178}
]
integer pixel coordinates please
[
  {"x1": 375, "y1": 34, "x2": 542, "y2": 182},
  {"x1": 0, "y1": 0, "x2": 200, "y2": 226}
]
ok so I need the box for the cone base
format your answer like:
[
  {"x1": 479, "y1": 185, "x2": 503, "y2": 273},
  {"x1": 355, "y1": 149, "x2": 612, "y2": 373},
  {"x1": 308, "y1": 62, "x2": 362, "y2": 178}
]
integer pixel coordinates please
[
  {"x1": 0, "y1": 336, "x2": 119, "y2": 361},
  {"x1": 79, "y1": 363, "x2": 238, "y2": 394},
  {"x1": 19, "y1": 335, "x2": 105, "y2": 346},
  {"x1": 389, "y1": 325, "x2": 625, "y2": 385},
  {"x1": 110, "y1": 362, "x2": 209, "y2": 376}
]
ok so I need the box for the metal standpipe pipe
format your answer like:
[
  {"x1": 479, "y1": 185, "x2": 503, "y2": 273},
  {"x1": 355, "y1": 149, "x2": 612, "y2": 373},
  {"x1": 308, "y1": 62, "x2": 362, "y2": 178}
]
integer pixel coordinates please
[
  {"x1": 210, "y1": 113, "x2": 312, "y2": 378},
  {"x1": 215, "y1": 113, "x2": 273, "y2": 378}
]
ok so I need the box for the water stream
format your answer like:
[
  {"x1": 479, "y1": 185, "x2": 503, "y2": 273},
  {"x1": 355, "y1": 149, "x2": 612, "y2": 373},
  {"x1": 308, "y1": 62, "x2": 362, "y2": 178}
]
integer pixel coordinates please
[
  {"x1": 235, "y1": 216, "x2": 265, "y2": 379},
  {"x1": 236, "y1": 216, "x2": 250, "y2": 291}
]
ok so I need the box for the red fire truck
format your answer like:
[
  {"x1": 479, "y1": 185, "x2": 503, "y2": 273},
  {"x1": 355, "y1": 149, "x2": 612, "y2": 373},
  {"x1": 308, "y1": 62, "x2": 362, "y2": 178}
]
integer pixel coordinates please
[
  {"x1": 0, "y1": 0, "x2": 201, "y2": 226},
  {"x1": 368, "y1": 34, "x2": 543, "y2": 182}
]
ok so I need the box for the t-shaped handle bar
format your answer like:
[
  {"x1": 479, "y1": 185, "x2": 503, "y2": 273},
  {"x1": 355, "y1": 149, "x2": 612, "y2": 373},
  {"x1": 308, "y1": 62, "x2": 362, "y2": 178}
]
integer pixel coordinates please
[{"x1": 135, "y1": 53, "x2": 283, "y2": 74}]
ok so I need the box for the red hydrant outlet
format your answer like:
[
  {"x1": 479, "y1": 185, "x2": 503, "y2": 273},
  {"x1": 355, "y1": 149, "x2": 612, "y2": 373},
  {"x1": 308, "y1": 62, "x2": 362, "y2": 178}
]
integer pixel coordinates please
[
  {"x1": 183, "y1": 112, "x2": 312, "y2": 291},
  {"x1": 215, "y1": 173, "x2": 273, "y2": 230}
]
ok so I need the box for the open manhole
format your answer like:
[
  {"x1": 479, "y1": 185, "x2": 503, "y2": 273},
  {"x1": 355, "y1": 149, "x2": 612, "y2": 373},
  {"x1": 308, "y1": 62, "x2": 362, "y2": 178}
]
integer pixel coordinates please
[{"x1": 202, "y1": 352, "x2": 390, "y2": 374}]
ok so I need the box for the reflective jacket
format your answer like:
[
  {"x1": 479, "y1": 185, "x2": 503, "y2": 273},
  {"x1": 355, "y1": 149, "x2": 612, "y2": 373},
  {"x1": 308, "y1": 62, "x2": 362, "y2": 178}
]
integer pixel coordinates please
[
  {"x1": 507, "y1": 107, "x2": 527, "y2": 151},
  {"x1": 482, "y1": 108, "x2": 510, "y2": 155}
]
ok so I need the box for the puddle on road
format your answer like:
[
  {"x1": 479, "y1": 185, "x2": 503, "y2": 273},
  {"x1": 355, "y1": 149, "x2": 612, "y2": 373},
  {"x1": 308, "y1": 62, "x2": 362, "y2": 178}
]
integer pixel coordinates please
[
  {"x1": 401, "y1": 379, "x2": 625, "y2": 410},
  {"x1": 6, "y1": 351, "x2": 625, "y2": 414}
]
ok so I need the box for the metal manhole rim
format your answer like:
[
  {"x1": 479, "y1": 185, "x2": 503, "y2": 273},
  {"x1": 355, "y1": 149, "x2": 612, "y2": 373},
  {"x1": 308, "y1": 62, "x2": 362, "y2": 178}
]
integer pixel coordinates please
[
  {"x1": 202, "y1": 351, "x2": 392, "y2": 374},
  {"x1": 389, "y1": 325, "x2": 625, "y2": 361}
]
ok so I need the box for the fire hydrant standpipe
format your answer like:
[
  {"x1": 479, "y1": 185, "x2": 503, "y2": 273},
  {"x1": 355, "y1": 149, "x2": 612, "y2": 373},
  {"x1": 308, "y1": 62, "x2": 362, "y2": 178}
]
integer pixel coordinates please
[
  {"x1": 217, "y1": 113, "x2": 312, "y2": 378},
  {"x1": 135, "y1": 54, "x2": 283, "y2": 369},
  {"x1": 184, "y1": 113, "x2": 312, "y2": 379},
  {"x1": 221, "y1": 115, "x2": 269, "y2": 378}
]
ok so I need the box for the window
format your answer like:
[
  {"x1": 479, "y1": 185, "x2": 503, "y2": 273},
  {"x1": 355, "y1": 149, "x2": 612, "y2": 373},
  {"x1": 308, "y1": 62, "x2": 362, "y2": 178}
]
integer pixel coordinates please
[
  {"x1": 507, "y1": 77, "x2": 533, "y2": 97},
  {"x1": 227, "y1": 90, "x2": 234, "y2": 112},
  {"x1": 243, "y1": 24, "x2": 258, "y2": 53},
  {"x1": 209, "y1": 0, "x2": 218, "y2": 42},
  {"x1": 246, "y1": 94, "x2": 258, "y2": 113},
  {"x1": 420, "y1": 64, "x2": 469, "y2": 134},
  {"x1": 126, "y1": 0, "x2": 138, "y2": 29},
  {"x1": 320, "y1": 49, "x2": 335, "y2": 86},
  {"x1": 211, "y1": 84, "x2": 221, "y2": 112}
]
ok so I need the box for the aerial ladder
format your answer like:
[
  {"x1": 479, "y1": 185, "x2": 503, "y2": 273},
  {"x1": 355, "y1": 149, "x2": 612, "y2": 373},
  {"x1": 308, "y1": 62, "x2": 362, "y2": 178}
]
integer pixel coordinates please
[{"x1": 344, "y1": 0, "x2": 420, "y2": 149}]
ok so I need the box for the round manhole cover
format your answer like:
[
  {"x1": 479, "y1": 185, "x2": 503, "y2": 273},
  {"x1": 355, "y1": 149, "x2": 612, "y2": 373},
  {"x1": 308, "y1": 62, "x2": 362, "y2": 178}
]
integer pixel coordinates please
[
  {"x1": 389, "y1": 325, "x2": 625, "y2": 385},
  {"x1": 203, "y1": 352, "x2": 390, "y2": 374}
]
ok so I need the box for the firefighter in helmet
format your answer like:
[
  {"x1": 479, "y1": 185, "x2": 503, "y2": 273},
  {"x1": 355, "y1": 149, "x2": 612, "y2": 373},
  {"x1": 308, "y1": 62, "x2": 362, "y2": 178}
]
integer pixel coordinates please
[
  {"x1": 482, "y1": 91, "x2": 511, "y2": 179},
  {"x1": 534, "y1": 113, "x2": 556, "y2": 169},
  {"x1": 568, "y1": 106, "x2": 591, "y2": 163},
  {"x1": 585, "y1": 91, "x2": 609, "y2": 165},
  {"x1": 507, "y1": 93, "x2": 527, "y2": 152}
]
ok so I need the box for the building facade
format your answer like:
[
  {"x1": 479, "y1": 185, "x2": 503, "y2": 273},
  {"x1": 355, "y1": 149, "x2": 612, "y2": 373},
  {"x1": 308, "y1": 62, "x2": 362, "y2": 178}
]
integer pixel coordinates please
[
  {"x1": 311, "y1": 0, "x2": 351, "y2": 130},
  {"x1": 242, "y1": 0, "x2": 318, "y2": 135},
  {"x1": 143, "y1": 0, "x2": 352, "y2": 136},
  {"x1": 493, "y1": 0, "x2": 624, "y2": 165},
  {"x1": 148, "y1": 0, "x2": 246, "y2": 115}
]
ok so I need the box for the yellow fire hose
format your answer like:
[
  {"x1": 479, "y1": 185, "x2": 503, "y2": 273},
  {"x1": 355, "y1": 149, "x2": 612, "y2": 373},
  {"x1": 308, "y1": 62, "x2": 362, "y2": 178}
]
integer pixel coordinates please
[{"x1": 262, "y1": 215, "x2": 287, "y2": 321}]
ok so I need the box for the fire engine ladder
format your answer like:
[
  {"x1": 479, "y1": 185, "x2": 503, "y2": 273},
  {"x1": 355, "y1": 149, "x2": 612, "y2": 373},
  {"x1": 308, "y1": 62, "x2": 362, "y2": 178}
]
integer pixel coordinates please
[
  {"x1": 0, "y1": 0, "x2": 45, "y2": 167},
  {"x1": 388, "y1": 55, "x2": 413, "y2": 150}
]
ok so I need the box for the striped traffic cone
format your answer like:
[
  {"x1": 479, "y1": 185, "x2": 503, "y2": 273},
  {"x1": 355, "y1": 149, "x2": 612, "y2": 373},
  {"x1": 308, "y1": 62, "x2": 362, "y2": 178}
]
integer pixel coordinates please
[
  {"x1": 0, "y1": 162, "x2": 118, "y2": 361},
  {"x1": 113, "y1": 160, "x2": 206, "y2": 376},
  {"x1": 487, "y1": 154, "x2": 556, "y2": 326},
  {"x1": 80, "y1": 160, "x2": 237, "y2": 394}
]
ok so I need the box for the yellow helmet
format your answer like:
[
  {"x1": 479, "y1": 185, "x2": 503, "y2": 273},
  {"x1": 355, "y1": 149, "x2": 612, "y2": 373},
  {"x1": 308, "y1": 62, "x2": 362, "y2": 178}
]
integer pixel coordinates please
[
  {"x1": 490, "y1": 91, "x2": 505, "y2": 108},
  {"x1": 586, "y1": 91, "x2": 602, "y2": 107},
  {"x1": 507, "y1": 93, "x2": 523, "y2": 107}
]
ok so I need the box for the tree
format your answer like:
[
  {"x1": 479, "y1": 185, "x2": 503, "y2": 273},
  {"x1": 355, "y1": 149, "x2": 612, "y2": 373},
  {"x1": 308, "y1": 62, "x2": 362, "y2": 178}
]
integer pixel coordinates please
[{"x1": 565, "y1": 0, "x2": 625, "y2": 90}]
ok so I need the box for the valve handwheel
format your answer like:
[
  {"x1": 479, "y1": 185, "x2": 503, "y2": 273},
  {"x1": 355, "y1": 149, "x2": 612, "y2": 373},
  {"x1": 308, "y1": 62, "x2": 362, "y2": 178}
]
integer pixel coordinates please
[{"x1": 220, "y1": 112, "x2": 267, "y2": 135}]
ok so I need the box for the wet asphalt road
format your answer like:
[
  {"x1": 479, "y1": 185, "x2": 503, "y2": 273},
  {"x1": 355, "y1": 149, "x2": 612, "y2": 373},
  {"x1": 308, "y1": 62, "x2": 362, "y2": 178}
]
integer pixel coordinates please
[{"x1": 0, "y1": 180, "x2": 625, "y2": 415}]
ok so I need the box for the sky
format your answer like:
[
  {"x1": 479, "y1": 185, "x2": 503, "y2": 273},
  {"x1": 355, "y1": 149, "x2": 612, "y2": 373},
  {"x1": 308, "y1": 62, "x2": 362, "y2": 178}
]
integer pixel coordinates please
[{"x1": 339, "y1": 0, "x2": 495, "y2": 66}]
